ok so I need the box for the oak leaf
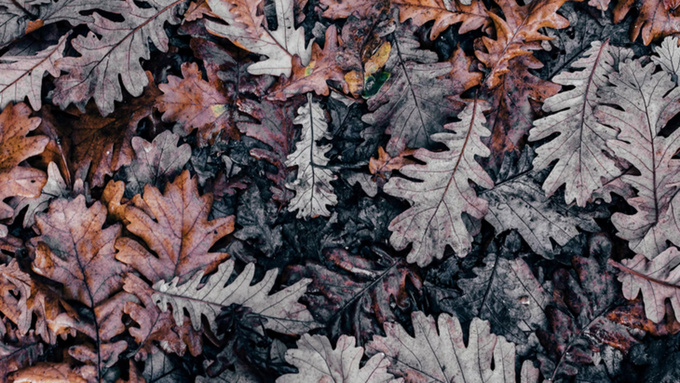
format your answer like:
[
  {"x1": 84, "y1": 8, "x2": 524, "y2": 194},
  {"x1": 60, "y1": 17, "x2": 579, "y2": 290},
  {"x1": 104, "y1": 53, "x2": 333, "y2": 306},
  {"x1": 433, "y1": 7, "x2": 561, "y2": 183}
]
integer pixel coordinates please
[
  {"x1": 122, "y1": 273, "x2": 202, "y2": 359},
  {"x1": 121, "y1": 130, "x2": 191, "y2": 197},
  {"x1": 277, "y1": 334, "x2": 397, "y2": 383},
  {"x1": 29, "y1": 196, "x2": 130, "y2": 376},
  {"x1": 0, "y1": 0, "x2": 121, "y2": 47},
  {"x1": 613, "y1": 0, "x2": 680, "y2": 45},
  {"x1": 483, "y1": 174, "x2": 599, "y2": 258},
  {"x1": 285, "y1": 96, "x2": 338, "y2": 218},
  {"x1": 482, "y1": 55, "x2": 560, "y2": 178},
  {"x1": 596, "y1": 58, "x2": 680, "y2": 259},
  {"x1": 153, "y1": 259, "x2": 319, "y2": 335},
  {"x1": 10, "y1": 162, "x2": 83, "y2": 229},
  {"x1": 529, "y1": 40, "x2": 626, "y2": 207},
  {"x1": 8, "y1": 362, "x2": 95, "y2": 383},
  {"x1": 267, "y1": 25, "x2": 350, "y2": 100},
  {"x1": 0, "y1": 103, "x2": 48, "y2": 237},
  {"x1": 393, "y1": 0, "x2": 489, "y2": 39},
  {"x1": 158, "y1": 62, "x2": 245, "y2": 146},
  {"x1": 366, "y1": 311, "x2": 540, "y2": 383},
  {"x1": 475, "y1": 0, "x2": 569, "y2": 88},
  {"x1": 363, "y1": 37, "x2": 481, "y2": 155},
  {"x1": 52, "y1": 0, "x2": 184, "y2": 115},
  {"x1": 115, "y1": 170, "x2": 234, "y2": 284},
  {"x1": 653, "y1": 36, "x2": 680, "y2": 80},
  {"x1": 0, "y1": 333, "x2": 43, "y2": 380},
  {"x1": 0, "y1": 259, "x2": 72, "y2": 344},
  {"x1": 286, "y1": 248, "x2": 422, "y2": 342},
  {"x1": 537, "y1": 252, "x2": 641, "y2": 380},
  {"x1": 318, "y1": 0, "x2": 389, "y2": 19},
  {"x1": 384, "y1": 98, "x2": 493, "y2": 266},
  {"x1": 610, "y1": 247, "x2": 680, "y2": 323},
  {"x1": 46, "y1": 72, "x2": 161, "y2": 187},
  {"x1": 205, "y1": 0, "x2": 312, "y2": 77},
  {"x1": 448, "y1": 254, "x2": 550, "y2": 344},
  {"x1": 0, "y1": 34, "x2": 66, "y2": 111}
]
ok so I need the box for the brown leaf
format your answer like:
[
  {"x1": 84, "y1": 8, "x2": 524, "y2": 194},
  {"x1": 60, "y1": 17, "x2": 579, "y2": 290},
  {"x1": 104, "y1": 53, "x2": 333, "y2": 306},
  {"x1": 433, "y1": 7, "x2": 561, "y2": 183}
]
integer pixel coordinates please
[
  {"x1": 393, "y1": 0, "x2": 489, "y2": 39},
  {"x1": 319, "y1": 0, "x2": 389, "y2": 19},
  {"x1": 30, "y1": 196, "x2": 126, "y2": 308},
  {"x1": 115, "y1": 170, "x2": 235, "y2": 284},
  {"x1": 613, "y1": 0, "x2": 680, "y2": 45},
  {"x1": 483, "y1": 56, "x2": 560, "y2": 177},
  {"x1": 239, "y1": 99, "x2": 302, "y2": 203},
  {"x1": 475, "y1": 0, "x2": 569, "y2": 88},
  {"x1": 0, "y1": 103, "x2": 48, "y2": 237},
  {"x1": 0, "y1": 333, "x2": 43, "y2": 380},
  {"x1": 123, "y1": 273, "x2": 202, "y2": 359},
  {"x1": 8, "y1": 362, "x2": 95, "y2": 383},
  {"x1": 44, "y1": 72, "x2": 160, "y2": 188},
  {"x1": 0, "y1": 259, "x2": 72, "y2": 344},
  {"x1": 158, "y1": 62, "x2": 243, "y2": 146}
]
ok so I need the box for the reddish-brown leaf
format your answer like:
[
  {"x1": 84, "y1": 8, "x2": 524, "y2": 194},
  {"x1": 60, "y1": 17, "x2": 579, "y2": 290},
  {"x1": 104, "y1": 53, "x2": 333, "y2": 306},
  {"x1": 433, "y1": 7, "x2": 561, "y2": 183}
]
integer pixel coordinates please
[
  {"x1": 613, "y1": 0, "x2": 680, "y2": 45},
  {"x1": 123, "y1": 273, "x2": 202, "y2": 359},
  {"x1": 0, "y1": 103, "x2": 48, "y2": 237},
  {"x1": 43, "y1": 72, "x2": 160, "y2": 188},
  {"x1": 115, "y1": 170, "x2": 235, "y2": 284},
  {"x1": 30, "y1": 196, "x2": 126, "y2": 309},
  {"x1": 0, "y1": 260, "x2": 73, "y2": 344},
  {"x1": 482, "y1": 56, "x2": 560, "y2": 177},
  {"x1": 158, "y1": 62, "x2": 244, "y2": 147},
  {"x1": 8, "y1": 362, "x2": 95, "y2": 383},
  {"x1": 239, "y1": 99, "x2": 303, "y2": 203},
  {"x1": 394, "y1": 0, "x2": 489, "y2": 39},
  {"x1": 476, "y1": 0, "x2": 569, "y2": 88}
]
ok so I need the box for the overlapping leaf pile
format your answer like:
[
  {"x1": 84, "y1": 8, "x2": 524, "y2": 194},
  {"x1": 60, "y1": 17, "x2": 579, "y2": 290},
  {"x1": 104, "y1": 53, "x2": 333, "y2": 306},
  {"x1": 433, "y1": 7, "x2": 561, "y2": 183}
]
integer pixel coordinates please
[{"x1": 3, "y1": 0, "x2": 680, "y2": 382}]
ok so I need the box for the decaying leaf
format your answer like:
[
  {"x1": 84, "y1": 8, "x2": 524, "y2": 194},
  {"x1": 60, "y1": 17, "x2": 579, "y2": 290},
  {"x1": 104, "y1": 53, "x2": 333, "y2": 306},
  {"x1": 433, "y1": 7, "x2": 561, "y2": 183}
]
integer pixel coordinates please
[
  {"x1": 29, "y1": 196, "x2": 130, "y2": 376},
  {"x1": 115, "y1": 170, "x2": 234, "y2": 284},
  {"x1": 393, "y1": 0, "x2": 489, "y2": 39},
  {"x1": 475, "y1": 0, "x2": 569, "y2": 88},
  {"x1": 529, "y1": 40, "x2": 626, "y2": 207},
  {"x1": 384, "y1": 98, "x2": 493, "y2": 266},
  {"x1": 122, "y1": 273, "x2": 202, "y2": 359},
  {"x1": 596, "y1": 58, "x2": 680, "y2": 259},
  {"x1": 239, "y1": 99, "x2": 299, "y2": 203},
  {"x1": 367, "y1": 311, "x2": 540, "y2": 383},
  {"x1": 363, "y1": 36, "x2": 481, "y2": 155},
  {"x1": 285, "y1": 96, "x2": 338, "y2": 218},
  {"x1": 538, "y1": 251, "x2": 642, "y2": 380},
  {"x1": 153, "y1": 259, "x2": 319, "y2": 335},
  {"x1": 610, "y1": 247, "x2": 680, "y2": 323},
  {"x1": 205, "y1": 0, "x2": 312, "y2": 77},
  {"x1": 653, "y1": 36, "x2": 680, "y2": 80},
  {"x1": 449, "y1": 254, "x2": 550, "y2": 344},
  {"x1": 121, "y1": 130, "x2": 191, "y2": 197},
  {"x1": 52, "y1": 0, "x2": 184, "y2": 115},
  {"x1": 8, "y1": 362, "x2": 94, "y2": 383},
  {"x1": 158, "y1": 62, "x2": 244, "y2": 146},
  {"x1": 483, "y1": 174, "x2": 599, "y2": 258},
  {"x1": 0, "y1": 103, "x2": 48, "y2": 237},
  {"x1": 278, "y1": 334, "x2": 396, "y2": 383},
  {"x1": 0, "y1": 34, "x2": 66, "y2": 111},
  {"x1": 613, "y1": 0, "x2": 680, "y2": 45}
]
